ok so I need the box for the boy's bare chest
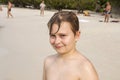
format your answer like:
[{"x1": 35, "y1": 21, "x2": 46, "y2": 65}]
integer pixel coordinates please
[{"x1": 46, "y1": 61, "x2": 80, "y2": 80}]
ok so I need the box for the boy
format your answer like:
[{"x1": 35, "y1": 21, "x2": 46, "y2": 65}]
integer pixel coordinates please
[{"x1": 43, "y1": 11, "x2": 99, "y2": 80}]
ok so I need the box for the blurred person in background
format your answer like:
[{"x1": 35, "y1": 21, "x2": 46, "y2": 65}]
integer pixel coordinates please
[
  {"x1": 7, "y1": 1, "x2": 13, "y2": 18},
  {"x1": 104, "y1": 2, "x2": 111, "y2": 22},
  {"x1": 40, "y1": 0, "x2": 46, "y2": 16}
]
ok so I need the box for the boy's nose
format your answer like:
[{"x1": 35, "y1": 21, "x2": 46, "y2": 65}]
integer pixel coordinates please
[{"x1": 54, "y1": 37, "x2": 61, "y2": 44}]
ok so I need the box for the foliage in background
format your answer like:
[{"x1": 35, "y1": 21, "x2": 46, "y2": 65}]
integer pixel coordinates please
[
  {"x1": 109, "y1": 0, "x2": 120, "y2": 15},
  {"x1": 0, "y1": 0, "x2": 96, "y2": 10},
  {"x1": 0, "y1": 0, "x2": 120, "y2": 15}
]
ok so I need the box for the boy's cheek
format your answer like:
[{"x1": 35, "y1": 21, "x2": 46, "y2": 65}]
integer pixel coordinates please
[{"x1": 50, "y1": 39, "x2": 55, "y2": 44}]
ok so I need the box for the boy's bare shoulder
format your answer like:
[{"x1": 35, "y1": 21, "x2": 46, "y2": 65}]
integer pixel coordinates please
[
  {"x1": 44, "y1": 54, "x2": 58, "y2": 66},
  {"x1": 77, "y1": 53, "x2": 95, "y2": 69},
  {"x1": 73, "y1": 53, "x2": 96, "y2": 72},
  {"x1": 77, "y1": 54, "x2": 99, "y2": 79},
  {"x1": 46, "y1": 54, "x2": 57, "y2": 60}
]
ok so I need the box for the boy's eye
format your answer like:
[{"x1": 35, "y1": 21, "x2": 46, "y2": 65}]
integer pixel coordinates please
[
  {"x1": 60, "y1": 34, "x2": 66, "y2": 38},
  {"x1": 61, "y1": 35, "x2": 65, "y2": 36}
]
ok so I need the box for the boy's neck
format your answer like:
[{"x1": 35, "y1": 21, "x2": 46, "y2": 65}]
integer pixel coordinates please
[{"x1": 57, "y1": 48, "x2": 79, "y2": 60}]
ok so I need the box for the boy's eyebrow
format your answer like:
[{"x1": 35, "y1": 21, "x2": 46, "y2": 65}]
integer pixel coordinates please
[
  {"x1": 58, "y1": 33, "x2": 67, "y2": 35},
  {"x1": 50, "y1": 32, "x2": 67, "y2": 36}
]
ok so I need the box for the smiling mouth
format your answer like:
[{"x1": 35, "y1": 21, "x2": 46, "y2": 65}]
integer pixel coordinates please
[{"x1": 55, "y1": 46, "x2": 62, "y2": 49}]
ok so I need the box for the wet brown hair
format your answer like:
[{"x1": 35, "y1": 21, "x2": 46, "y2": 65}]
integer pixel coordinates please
[{"x1": 47, "y1": 11, "x2": 79, "y2": 35}]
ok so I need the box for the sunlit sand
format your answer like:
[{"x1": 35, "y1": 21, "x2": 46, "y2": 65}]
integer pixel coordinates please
[{"x1": 0, "y1": 6, "x2": 120, "y2": 80}]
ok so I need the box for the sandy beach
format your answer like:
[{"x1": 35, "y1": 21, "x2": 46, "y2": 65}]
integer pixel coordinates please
[{"x1": 0, "y1": 7, "x2": 120, "y2": 80}]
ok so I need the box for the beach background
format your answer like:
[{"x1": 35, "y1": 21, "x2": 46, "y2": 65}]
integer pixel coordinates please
[{"x1": 0, "y1": 6, "x2": 120, "y2": 80}]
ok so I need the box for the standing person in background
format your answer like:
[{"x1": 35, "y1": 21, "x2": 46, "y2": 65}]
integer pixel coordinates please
[
  {"x1": 43, "y1": 11, "x2": 99, "y2": 80},
  {"x1": 40, "y1": 0, "x2": 46, "y2": 16},
  {"x1": 7, "y1": 1, "x2": 13, "y2": 18},
  {"x1": 104, "y1": 2, "x2": 111, "y2": 22}
]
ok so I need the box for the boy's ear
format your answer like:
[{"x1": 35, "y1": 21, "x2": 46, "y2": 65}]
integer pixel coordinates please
[{"x1": 75, "y1": 31, "x2": 80, "y2": 41}]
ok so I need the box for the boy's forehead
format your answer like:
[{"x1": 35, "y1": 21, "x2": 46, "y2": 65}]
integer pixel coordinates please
[{"x1": 51, "y1": 22, "x2": 72, "y2": 33}]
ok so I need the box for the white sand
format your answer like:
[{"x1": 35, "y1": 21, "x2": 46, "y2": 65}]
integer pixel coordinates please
[{"x1": 0, "y1": 7, "x2": 120, "y2": 80}]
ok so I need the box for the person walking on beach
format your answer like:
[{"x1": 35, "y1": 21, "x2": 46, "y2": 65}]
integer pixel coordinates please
[
  {"x1": 104, "y1": 2, "x2": 111, "y2": 22},
  {"x1": 7, "y1": 1, "x2": 13, "y2": 18},
  {"x1": 40, "y1": 0, "x2": 46, "y2": 16},
  {"x1": 43, "y1": 11, "x2": 99, "y2": 80}
]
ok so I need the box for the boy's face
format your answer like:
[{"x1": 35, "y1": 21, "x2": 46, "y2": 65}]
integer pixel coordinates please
[{"x1": 49, "y1": 22, "x2": 80, "y2": 55}]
